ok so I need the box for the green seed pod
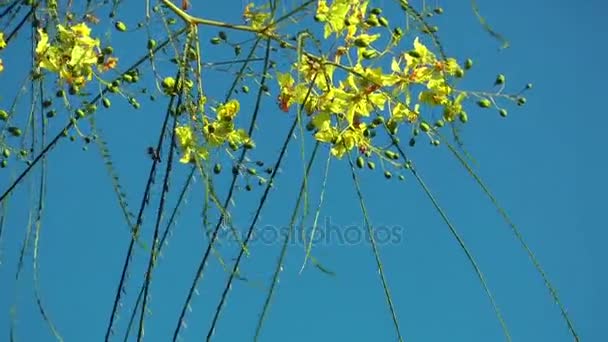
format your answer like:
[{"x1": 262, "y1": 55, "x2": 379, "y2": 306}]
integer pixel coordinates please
[
  {"x1": 68, "y1": 85, "x2": 80, "y2": 95},
  {"x1": 367, "y1": 161, "x2": 376, "y2": 170},
  {"x1": 398, "y1": 175, "x2": 405, "y2": 181},
  {"x1": 365, "y1": 16, "x2": 379, "y2": 26},
  {"x1": 247, "y1": 168, "x2": 257, "y2": 175},
  {"x1": 393, "y1": 27, "x2": 403, "y2": 37},
  {"x1": 356, "y1": 156, "x2": 365, "y2": 169},
  {"x1": 265, "y1": 167, "x2": 273, "y2": 174},
  {"x1": 499, "y1": 109, "x2": 508, "y2": 117},
  {"x1": 86, "y1": 103, "x2": 97, "y2": 114},
  {"x1": 354, "y1": 37, "x2": 370, "y2": 48},
  {"x1": 56, "y1": 89, "x2": 65, "y2": 98},
  {"x1": 378, "y1": 17, "x2": 389, "y2": 27},
  {"x1": 75, "y1": 109, "x2": 86, "y2": 119},
  {"x1": 459, "y1": 112, "x2": 468, "y2": 123},
  {"x1": 464, "y1": 58, "x2": 473, "y2": 70},
  {"x1": 384, "y1": 150, "x2": 398, "y2": 160},
  {"x1": 454, "y1": 69, "x2": 464, "y2": 78},
  {"x1": 372, "y1": 116, "x2": 385, "y2": 125},
  {"x1": 305, "y1": 121, "x2": 316, "y2": 131},
  {"x1": 122, "y1": 74, "x2": 133, "y2": 83},
  {"x1": 0, "y1": 110, "x2": 8, "y2": 121},
  {"x1": 1, "y1": 160, "x2": 7, "y2": 168},
  {"x1": 434, "y1": 119, "x2": 445, "y2": 128},
  {"x1": 413, "y1": 128, "x2": 420, "y2": 136},
  {"x1": 213, "y1": 163, "x2": 222, "y2": 174},
  {"x1": 434, "y1": 7, "x2": 444, "y2": 14},
  {"x1": 2, "y1": 149, "x2": 10, "y2": 158},
  {"x1": 409, "y1": 137, "x2": 416, "y2": 147},
  {"x1": 261, "y1": 84, "x2": 269, "y2": 92},
  {"x1": 211, "y1": 37, "x2": 222, "y2": 45},
  {"x1": 219, "y1": 31, "x2": 227, "y2": 40},
  {"x1": 46, "y1": 110, "x2": 56, "y2": 118},
  {"x1": 42, "y1": 100, "x2": 52, "y2": 108},
  {"x1": 244, "y1": 140, "x2": 255, "y2": 149},
  {"x1": 234, "y1": 45, "x2": 241, "y2": 56},
  {"x1": 147, "y1": 39, "x2": 157, "y2": 50},
  {"x1": 371, "y1": 8, "x2": 382, "y2": 15},
  {"x1": 407, "y1": 50, "x2": 422, "y2": 58},
  {"x1": 526, "y1": 83, "x2": 533, "y2": 89},
  {"x1": 229, "y1": 142, "x2": 239, "y2": 151},
  {"x1": 432, "y1": 140, "x2": 441, "y2": 146},
  {"x1": 246, "y1": 184, "x2": 253, "y2": 191},
  {"x1": 166, "y1": 18, "x2": 177, "y2": 25},
  {"x1": 103, "y1": 46, "x2": 114, "y2": 55},
  {"x1": 477, "y1": 99, "x2": 492, "y2": 108},
  {"x1": 495, "y1": 74, "x2": 506, "y2": 85},
  {"x1": 8, "y1": 127, "x2": 22, "y2": 137},
  {"x1": 517, "y1": 97, "x2": 527, "y2": 106},
  {"x1": 420, "y1": 122, "x2": 431, "y2": 132},
  {"x1": 115, "y1": 21, "x2": 127, "y2": 32},
  {"x1": 384, "y1": 171, "x2": 392, "y2": 179},
  {"x1": 102, "y1": 98, "x2": 111, "y2": 108},
  {"x1": 241, "y1": 85, "x2": 250, "y2": 93},
  {"x1": 422, "y1": 25, "x2": 439, "y2": 33},
  {"x1": 362, "y1": 50, "x2": 378, "y2": 59}
]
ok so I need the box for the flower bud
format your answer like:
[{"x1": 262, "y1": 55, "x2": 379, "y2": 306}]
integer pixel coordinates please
[
  {"x1": 115, "y1": 21, "x2": 127, "y2": 32},
  {"x1": 477, "y1": 99, "x2": 492, "y2": 108}
]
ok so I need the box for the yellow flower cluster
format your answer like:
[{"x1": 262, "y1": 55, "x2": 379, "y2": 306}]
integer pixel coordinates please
[
  {"x1": 273, "y1": 1, "x2": 470, "y2": 159},
  {"x1": 35, "y1": 23, "x2": 117, "y2": 88},
  {"x1": 0, "y1": 32, "x2": 6, "y2": 72},
  {"x1": 175, "y1": 99, "x2": 252, "y2": 164},
  {"x1": 237, "y1": 1, "x2": 492, "y2": 161}
]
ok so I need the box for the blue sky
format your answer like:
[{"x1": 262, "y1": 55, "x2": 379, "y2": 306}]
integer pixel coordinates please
[{"x1": 0, "y1": 0, "x2": 606, "y2": 341}]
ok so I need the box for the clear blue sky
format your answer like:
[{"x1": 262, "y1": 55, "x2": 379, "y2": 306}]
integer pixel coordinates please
[{"x1": 0, "y1": 0, "x2": 606, "y2": 341}]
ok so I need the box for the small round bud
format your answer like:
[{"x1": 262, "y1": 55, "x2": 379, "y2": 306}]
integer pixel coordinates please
[
  {"x1": 420, "y1": 122, "x2": 431, "y2": 132},
  {"x1": 8, "y1": 127, "x2": 22, "y2": 137},
  {"x1": 115, "y1": 21, "x2": 127, "y2": 32},
  {"x1": 356, "y1": 156, "x2": 365, "y2": 169},
  {"x1": 477, "y1": 99, "x2": 492, "y2": 108},
  {"x1": 459, "y1": 112, "x2": 468, "y2": 123},
  {"x1": 495, "y1": 74, "x2": 506, "y2": 85},
  {"x1": 147, "y1": 39, "x2": 157, "y2": 50},
  {"x1": 517, "y1": 97, "x2": 527, "y2": 106},
  {"x1": 464, "y1": 58, "x2": 473, "y2": 70}
]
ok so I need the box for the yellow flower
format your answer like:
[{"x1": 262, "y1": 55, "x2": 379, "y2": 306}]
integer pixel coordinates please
[
  {"x1": 216, "y1": 99, "x2": 240, "y2": 121},
  {"x1": 0, "y1": 32, "x2": 6, "y2": 49}
]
